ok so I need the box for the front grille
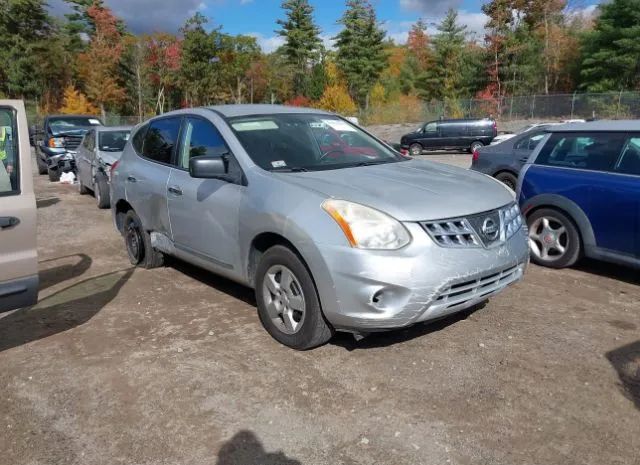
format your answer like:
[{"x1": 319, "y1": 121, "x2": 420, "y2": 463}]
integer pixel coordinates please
[
  {"x1": 422, "y1": 219, "x2": 480, "y2": 247},
  {"x1": 63, "y1": 135, "x2": 83, "y2": 150},
  {"x1": 434, "y1": 264, "x2": 521, "y2": 309}
]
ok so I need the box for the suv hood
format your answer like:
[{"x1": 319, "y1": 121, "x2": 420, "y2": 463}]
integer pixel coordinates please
[
  {"x1": 50, "y1": 128, "x2": 90, "y2": 137},
  {"x1": 275, "y1": 159, "x2": 514, "y2": 221}
]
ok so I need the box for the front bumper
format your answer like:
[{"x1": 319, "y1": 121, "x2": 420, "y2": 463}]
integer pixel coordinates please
[
  {"x1": 314, "y1": 222, "x2": 529, "y2": 331},
  {"x1": 47, "y1": 151, "x2": 76, "y2": 173}
]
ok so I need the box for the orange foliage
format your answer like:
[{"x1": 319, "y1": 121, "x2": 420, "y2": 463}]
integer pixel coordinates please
[
  {"x1": 58, "y1": 85, "x2": 99, "y2": 114},
  {"x1": 285, "y1": 95, "x2": 312, "y2": 107}
]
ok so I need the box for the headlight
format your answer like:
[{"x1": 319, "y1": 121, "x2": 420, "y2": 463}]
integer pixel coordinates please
[
  {"x1": 322, "y1": 199, "x2": 411, "y2": 250},
  {"x1": 48, "y1": 137, "x2": 64, "y2": 148},
  {"x1": 501, "y1": 203, "x2": 523, "y2": 239}
]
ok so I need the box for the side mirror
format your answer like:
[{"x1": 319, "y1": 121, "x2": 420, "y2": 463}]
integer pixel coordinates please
[{"x1": 189, "y1": 156, "x2": 228, "y2": 179}]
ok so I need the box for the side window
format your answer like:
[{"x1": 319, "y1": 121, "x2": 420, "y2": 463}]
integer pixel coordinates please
[
  {"x1": 424, "y1": 122, "x2": 438, "y2": 133},
  {"x1": 515, "y1": 132, "x2": 545, "y2": 151},
  {"x1": 615, "y1": 136, "x2": 640, "y2": 176},
  {"x1": 143, "y1": 118, "x2": 181, "y2": 164},
  {"x1": 0, "y1": 108, "x2": 18, "y2": 195},
  {"x1": 132, "y1": 123, "x2": 148, "y2": 154},
  {"x1": 178, "y1": 118, "x2": 229, "y2": 169},
  {"x1": 535, "y1": 133, "x2": 625, "y2": 172}
]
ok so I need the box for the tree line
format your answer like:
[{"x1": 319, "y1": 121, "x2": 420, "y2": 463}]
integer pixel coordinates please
[{"x1": 0, "y1": 0, "x2": 638, "y2": 120}]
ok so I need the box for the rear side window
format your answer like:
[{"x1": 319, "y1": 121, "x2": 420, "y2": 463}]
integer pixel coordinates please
[
  {"x1": 142, "y1": 118, "x2": 181, "y2": 164},
  {"x1": 0, "y1": 108, "x2": 18, "y2": 196},
  {"x1": 515, "y1": 132, "x2": 545, "y2": 151},
  {"x1": 132, "y1": 124, "x2": 148, "y2": 154},
  {"x1": 615, "y1": 136, "x2": 640, "y2": 176},
  {"x1": 534, "y1": 132, "x2": 626, "y2": 172}
]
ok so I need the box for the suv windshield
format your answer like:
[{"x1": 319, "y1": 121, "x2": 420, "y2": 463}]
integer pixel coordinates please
[
  {"x1": 99, "y1": 130, "x2": 130, "y2": 152},
  {"x1": 49, "y1": 117, "x2": 102, "y2": 131},
  {"x1": 229, "y1": 113, "x2": 404, "y2": 171}
]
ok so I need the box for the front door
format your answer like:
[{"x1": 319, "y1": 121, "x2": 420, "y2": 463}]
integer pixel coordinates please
[
  {"x1": 167, "y1": 116, "x2": 244, "y2": 271},
  {"x1": 418, "y1": 122, "x2": 441, "y2": 149},
  {"x1": 0, "y1": 101, "x2": 38, "y2": 312}
]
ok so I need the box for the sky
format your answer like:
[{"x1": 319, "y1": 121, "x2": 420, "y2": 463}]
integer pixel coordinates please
[{"x1": 48, "y1": 0, "x2": 600, "y2": 52}]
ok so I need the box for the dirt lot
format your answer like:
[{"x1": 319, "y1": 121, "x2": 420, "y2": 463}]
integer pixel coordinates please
[{"x1": 1, "y1": 154, "x2": 639, "y2": 465}]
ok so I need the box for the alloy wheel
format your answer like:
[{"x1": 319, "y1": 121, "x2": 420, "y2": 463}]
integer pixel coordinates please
[
  {"x1": 262, "y1": 265, "x2": 306, "y2": 335},
  {"x1": 528, "y1": 216, "x2": 568, "y2": 262}
]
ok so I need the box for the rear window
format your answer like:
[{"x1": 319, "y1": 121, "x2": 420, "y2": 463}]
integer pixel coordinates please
[
  {"x1": 99, "y1": 130, "x2": 130, "y2": 152},
  {"x1": 0, "y1": 108, "x2": 18, "y2": 195},
  {"x1": 534, "y1": 132, "x2": 626, "y2": 172}
]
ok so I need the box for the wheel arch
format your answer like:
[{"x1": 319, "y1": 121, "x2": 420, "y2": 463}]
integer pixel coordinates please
[
  {"x1": 522, "y1": 194, "x2": 596, "y2": 250},
  {"x1": 114, "y1": 199, "x2": 133, "y2": 233}
]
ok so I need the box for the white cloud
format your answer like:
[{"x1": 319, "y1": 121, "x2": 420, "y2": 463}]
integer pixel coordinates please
[
  {"x1": 384, "y1": 10, "x2": 488, "y2": 45},
  {"x1": 248, "y1": 33, "x2": 285, "y2": 53},
  {"x1": 400, "y1": 0, "x2": 463, "y2": 15}
]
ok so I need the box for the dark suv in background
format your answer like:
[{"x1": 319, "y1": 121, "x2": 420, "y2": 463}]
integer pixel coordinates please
[
  {"x1": 34, "y1": 115, "x2": 103, "y2": 181},
  {"x1": 401, "y1": 118, "x2": 497, "y2": 156}
]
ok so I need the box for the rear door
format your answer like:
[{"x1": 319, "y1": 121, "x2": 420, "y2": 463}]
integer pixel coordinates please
[
  {"x1": 513, "y1": 131, "x2": 546, "y2": 170},
  {"x1": 439, "y1": 122, "x2": 465, "y2": 148},
  {"x1": 124, "y1": 117, "x2": 180, "y2": 236},
  {"x1": 76, "y1": 129, "x2": 95, "y2": 187},
  {"x1": 0, "y1": 100, "x2": 38, "y2": 312}
]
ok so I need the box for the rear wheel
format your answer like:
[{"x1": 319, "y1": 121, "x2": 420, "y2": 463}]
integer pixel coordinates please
[
  {"x1": 495, "y1": 171, "x2": 518, "y2": 191},
  {"x1": 255, "y1": 245, "x2": 333, "y2": 350},
  {"x1": 123, "y1": 210, "x2": 164, "y2": 269},
  {"x1": 470, "y1": 141, "x2": 484, "y2": 153},
  {"x1": 527, "y1": 208, "x2": 581, "y2": 269},
  {"x1": 94, "y1": 174, "x2": 110, "y2": 209},
  {"x1": 409, "y1": 143, "x2": 423, "y2": 156}
]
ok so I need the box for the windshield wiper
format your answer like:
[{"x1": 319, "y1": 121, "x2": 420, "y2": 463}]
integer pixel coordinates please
[
  {"x1": 353, "y1": 160, "x2": 395, "y2": 167},
  {"x1": 269, "y1": 166, "x2": 309, "y2": 172}
]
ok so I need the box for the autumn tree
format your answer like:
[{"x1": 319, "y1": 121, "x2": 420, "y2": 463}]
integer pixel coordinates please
[
  {"x1": 334, "y1": 0, "x2": 387, "y2": 108},
  {"x1": 145, "y1": 33, "x2": 181, "y2": 114},
  {"x1": 76, "y1": 1, "x2": 125, "y2": 119},
  {"x1": 58, "y1": 85, "x2": 98, "y2": 114},
  {"x1": 407, "y1": 19, "x2": 431, "y2": 72},
  {"x1": 317, "y1": 84, "x2": 357, "y2": 114},
  {"x1": 276, "y1": 0, "x2": 323, "y2": 97}
]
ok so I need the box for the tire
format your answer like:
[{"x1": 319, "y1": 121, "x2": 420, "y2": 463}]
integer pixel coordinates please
[
  {"x1": 527, "y1": 208, "x2": 581, "y2": 269},
  {"x1": 255, "y1": 245, "x2": 333, "y2": 350},
  {"x1": 94, "y1": 175, "x2": 110, "y2": 209},
  {"x1": 123, "y1": 210, "x2": 164, "y2": 269},
  {"x1": 36, "y1": 156, "x2": 48, "y2": 175},
  {"x1": 470, "y1": 141, "x2": 484, "y2": 153},
  {"x1": 78, "y1": 177, "x2": 90, "y2": 195},
  {"x1": 495, "y1": 171, "x2": 518, "y2": 191},
  {"x1": 48, "y1": 168, "x2": 61, "y2": 182},
  {"x1": 409, "y1": 143, "x2": 423, "y2": 156}
]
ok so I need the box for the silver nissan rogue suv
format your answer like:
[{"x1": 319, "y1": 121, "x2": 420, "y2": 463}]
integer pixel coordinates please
[{"x1": 110, "y1": 105, "x2": 529, "y2": 349}]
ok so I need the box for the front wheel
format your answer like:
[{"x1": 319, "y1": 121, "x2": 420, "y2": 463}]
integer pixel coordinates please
[
  {"x1": 409, "y1": 143, "x2": 423, "y2": 156},
  {"x1": 123, "y1": 210, "x2": 164, "y2": 269},
  {"x1": 48, "y1": 168, "x2": 60, "y2": 182},
  {"x1": 255, "y1": 245, "x2": 333, "y2": 350},
  {"x1": 36, "y1": 156, "x2": 48, "y2": 175},
  {"x1": 495, "y1": 171, "x2": 518, "y2": 191},
  {"x1": 527, "y1": 208, "x2": 581, "y2": 268}
]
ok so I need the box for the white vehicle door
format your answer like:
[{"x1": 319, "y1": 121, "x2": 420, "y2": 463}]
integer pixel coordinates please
[{"x1": 0, "y1": 100, "x2": 38, "y2": 312}]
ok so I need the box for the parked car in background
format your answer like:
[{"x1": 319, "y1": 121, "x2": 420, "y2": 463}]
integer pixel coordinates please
[
  {"x1": 400, "y1": 118, "x2": 497, "y2": 156},
  {"x1": 35, "y1": 114, "x2": 103, "y2": 182},
  {"x1": 0, "y1": 100, "x2": 38, "y2": 312},
  {"x1": 471, "y1": 125, "x2": 553, "y2": 190},
  {"x1": 519, "y1": 121, "x2": 640, "y2": 269},
  {"x1": 490, "y1": 122, "x2": 559, "y2": 145},
  {"x1": 76, "y1": 126, "x2": 132, "y2": 209},
  {"x1": 111, "y1": 105, "x2": 528, "y2": 350}
]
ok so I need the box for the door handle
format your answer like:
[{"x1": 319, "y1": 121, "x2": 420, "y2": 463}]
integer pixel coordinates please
[
  {"x1": 0, "y1": 216, "x2": 20, "y2": 229},
  {"x1": 126, "y1": 176, "x2": 137, "y2": 183},
  {"x1": 167, "y1": 186, "x2": 183, "y2": 196},
  {"x1": 519, "y1": 158, "x2": 529, "y2": 163}
]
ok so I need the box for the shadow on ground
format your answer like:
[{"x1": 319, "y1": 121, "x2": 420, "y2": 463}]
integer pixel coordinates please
[
  {"x1": 606, "y1": 340, "x2": 640, "y2": 410},
  {"x1": 36, "y1": 197, "x2": 60, "y2": 209},
  {"x1": 38, "y1": 254, "x2": 93, "y2": 292},
  {"x1": 0, "y1": 268, "x2": 133, "y2": 353},
  {"x1": 167, "y1": 257, "x2": 256, "y2": 307},
  {"x1": 216, "y1": 431, "x2": 301, "y2": 465},
  {"x1": 575, "y1": 259, "x2": 640, "y2": 286},
  {"x1": 332, "y1": 302, "x2": 485, "y2": 351}
]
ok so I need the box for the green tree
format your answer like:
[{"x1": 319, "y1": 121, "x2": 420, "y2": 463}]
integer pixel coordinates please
[
  {"x1": 276, "y1": 0, "x2": 323, "y2": 96},
  {"x1": 580, "y1": 0, "x2": 640, "y2": 91},
  {"x1": 416, "y1": 9, "x2": 467, "y2": 102},
  {"x1": 334, "y1": 0, "x2": 387, "y2": 108}
]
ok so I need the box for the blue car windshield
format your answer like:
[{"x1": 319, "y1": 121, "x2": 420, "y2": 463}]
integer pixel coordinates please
[{"x1": 228, "y1": 114, "x2": 405, "y2": 171}]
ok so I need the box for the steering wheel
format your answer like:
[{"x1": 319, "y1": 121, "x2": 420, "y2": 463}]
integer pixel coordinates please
[{"x1": 319, "y1": 149, "x2": 346, "y2": 162}]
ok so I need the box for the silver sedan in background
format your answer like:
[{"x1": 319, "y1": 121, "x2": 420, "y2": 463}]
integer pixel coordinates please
[
  {"x1": 110, "y1": 105, "x2": 529, "y2": 349},
  {"x1": 76, "y1": 126, "x2": 132, "y2": 209}
]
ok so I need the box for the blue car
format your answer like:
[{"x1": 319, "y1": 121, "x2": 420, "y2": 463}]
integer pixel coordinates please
[{"x1": 518, "y1": 121, "x2": 640, "y2": 269}]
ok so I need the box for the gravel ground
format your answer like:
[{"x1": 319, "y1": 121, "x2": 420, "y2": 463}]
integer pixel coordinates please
[{"x1": 0, "y1": 152, "x2": 638, "y2": 465}]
